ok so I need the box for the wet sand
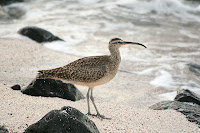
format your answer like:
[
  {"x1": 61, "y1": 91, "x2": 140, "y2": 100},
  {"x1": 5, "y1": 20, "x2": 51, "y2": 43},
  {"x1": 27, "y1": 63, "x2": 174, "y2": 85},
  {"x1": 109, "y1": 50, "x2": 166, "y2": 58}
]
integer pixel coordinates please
[{"x1": 0, "y1": 38, "x2": 199, "y2": 132}]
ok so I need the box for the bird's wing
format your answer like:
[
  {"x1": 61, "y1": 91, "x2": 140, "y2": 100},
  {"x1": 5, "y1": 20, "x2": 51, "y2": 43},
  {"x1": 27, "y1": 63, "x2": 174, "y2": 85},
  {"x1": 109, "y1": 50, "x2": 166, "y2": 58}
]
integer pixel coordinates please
[{"x1": 47, "y1": 56, "x2": 111, "y2": 83}]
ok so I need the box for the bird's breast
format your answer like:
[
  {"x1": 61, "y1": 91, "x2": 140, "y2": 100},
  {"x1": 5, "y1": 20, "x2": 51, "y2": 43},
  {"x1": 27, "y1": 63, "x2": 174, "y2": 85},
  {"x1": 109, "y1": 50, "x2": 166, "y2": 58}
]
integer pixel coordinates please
[{"x1": 86, "y1": 71, "x2": 118, "y2": 88}]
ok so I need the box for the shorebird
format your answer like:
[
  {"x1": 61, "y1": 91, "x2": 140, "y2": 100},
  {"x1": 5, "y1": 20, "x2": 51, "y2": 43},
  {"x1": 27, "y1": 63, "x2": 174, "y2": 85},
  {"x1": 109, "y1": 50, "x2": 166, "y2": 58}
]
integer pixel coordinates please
[{"x1": 37, "y1": 38, "x2": 146, "y2": 119}]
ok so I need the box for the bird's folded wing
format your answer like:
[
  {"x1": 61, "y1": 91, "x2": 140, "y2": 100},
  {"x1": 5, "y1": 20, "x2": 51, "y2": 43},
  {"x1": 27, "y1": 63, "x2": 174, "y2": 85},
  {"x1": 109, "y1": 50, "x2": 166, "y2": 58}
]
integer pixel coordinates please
[{"x1": 55, "y1": 56, "x2": 110, "y2": 82}]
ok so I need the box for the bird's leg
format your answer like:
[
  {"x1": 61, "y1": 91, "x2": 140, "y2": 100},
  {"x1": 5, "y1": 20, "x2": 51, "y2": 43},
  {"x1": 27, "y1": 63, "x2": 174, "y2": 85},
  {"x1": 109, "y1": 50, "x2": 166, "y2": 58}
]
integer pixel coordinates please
[
  {"x1": 90, "y1": 89, "x2": 111, "y2": 120},
  {"x1": 86, "y1": 88, "x2": 91, "y2": 115},
  {"x1": 90, "y1": 88, "x2": 100, "y2": 115}
]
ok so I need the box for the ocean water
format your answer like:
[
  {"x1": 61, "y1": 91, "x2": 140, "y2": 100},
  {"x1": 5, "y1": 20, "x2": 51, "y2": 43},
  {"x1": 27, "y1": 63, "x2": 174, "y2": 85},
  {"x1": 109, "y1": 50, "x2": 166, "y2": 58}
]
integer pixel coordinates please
[{"x1": 0, "y1": 0, "x2": 200, "y2": 100}]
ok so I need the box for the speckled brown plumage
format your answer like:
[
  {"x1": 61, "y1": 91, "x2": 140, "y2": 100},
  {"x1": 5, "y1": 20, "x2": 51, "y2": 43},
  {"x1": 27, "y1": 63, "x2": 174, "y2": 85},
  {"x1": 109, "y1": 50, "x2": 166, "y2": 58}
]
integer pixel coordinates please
[{"x1": 38, "y1": 55, "x2": 117, "y2": 83}]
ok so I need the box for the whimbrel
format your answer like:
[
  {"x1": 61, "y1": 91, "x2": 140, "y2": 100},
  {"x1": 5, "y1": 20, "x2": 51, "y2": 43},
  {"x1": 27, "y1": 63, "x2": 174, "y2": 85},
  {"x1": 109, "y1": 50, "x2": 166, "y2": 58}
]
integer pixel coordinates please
[{"x1": 37, "y1": 38, "x2": 146, "y2": 119}]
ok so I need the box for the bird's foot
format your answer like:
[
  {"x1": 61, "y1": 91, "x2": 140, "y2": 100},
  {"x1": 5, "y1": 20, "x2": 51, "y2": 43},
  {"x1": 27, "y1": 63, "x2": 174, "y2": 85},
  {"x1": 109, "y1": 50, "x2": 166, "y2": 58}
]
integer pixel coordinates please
[
  {"x1": 86, "y1": 113, "x2": 111, "y2": 120},
  {"x1": 95, "y1": 113, "x2": 111, "y2": 120}
]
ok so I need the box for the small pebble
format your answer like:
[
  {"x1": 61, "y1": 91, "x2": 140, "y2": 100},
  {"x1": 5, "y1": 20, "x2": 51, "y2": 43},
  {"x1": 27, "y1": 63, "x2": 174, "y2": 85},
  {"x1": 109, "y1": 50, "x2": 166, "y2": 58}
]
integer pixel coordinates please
[{"x1": 11, "y1": 84, "x2": 21, "y2": 90}]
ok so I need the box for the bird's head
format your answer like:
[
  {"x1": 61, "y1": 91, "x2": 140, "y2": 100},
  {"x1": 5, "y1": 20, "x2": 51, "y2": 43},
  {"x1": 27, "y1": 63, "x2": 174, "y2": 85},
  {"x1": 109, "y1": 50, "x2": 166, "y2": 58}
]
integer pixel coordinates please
[{"x1": 109, "y1": 38, "x2": 147, "y2": 48}]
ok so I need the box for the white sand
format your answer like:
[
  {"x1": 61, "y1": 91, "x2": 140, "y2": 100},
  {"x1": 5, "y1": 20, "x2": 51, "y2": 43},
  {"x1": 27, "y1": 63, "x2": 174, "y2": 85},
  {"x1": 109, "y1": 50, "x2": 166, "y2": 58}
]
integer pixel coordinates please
[{"x1": 0, "y1": 38, "x2": 199, "y2": 133}]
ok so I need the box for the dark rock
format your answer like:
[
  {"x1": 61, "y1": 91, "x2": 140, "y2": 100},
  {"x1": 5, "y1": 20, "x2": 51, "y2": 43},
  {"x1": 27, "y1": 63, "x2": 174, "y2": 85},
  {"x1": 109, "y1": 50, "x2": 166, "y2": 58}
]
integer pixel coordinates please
[
  {"x1": 5, "y1": 6, "x2": 25, "y2": 19},
  {"x1": 21, "y1": 79, "x2": 84, "y2": 101},
  {"x1": 186, "y1": 0, "x2": 200, "y2": 2},
  {"x1": 188, "y1": 64, "x2": 200, "y2": 77},
  {"x1": 174, "y1": 89, "x2": 200, "y2": 105},
  {"x1": 0, "y1": 125, "x2": 9, "y2": 133},
  {"x1": 11, "y1": 84, "x2": 21, "y2": 90},
  {"x1": 18, "y1": 26, "x2": 64, "y2": 43},
  {"x1": 24, "y1": 106, "x2": 100, "y2": 133},
  {"x1": 150, "y1": 101, "x2": 200, "y2": 125},
  {"x1": 0, "y1": 0, "x2": 24, "y2": 6}
]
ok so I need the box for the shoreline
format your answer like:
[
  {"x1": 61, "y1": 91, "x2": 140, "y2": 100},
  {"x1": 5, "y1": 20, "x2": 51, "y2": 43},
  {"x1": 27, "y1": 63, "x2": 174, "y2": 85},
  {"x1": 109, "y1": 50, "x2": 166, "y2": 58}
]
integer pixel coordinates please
[{"x1": 0, "y1": 38, "x2": 199, "y2": 132}]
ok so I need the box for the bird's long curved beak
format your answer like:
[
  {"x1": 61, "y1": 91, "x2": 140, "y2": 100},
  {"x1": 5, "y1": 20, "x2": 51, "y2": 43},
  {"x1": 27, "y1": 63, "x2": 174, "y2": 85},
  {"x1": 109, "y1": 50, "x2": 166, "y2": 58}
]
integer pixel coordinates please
[{"x1": 123, "y1": 41, "x2": 147, "y2": 48}]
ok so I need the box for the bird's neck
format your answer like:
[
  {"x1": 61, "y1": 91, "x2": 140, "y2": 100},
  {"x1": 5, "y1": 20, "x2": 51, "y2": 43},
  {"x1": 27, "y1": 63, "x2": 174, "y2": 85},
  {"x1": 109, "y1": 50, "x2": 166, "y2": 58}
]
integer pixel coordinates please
[{"x1": 109, "y1": 45, "x2": 121, "y2": 64}]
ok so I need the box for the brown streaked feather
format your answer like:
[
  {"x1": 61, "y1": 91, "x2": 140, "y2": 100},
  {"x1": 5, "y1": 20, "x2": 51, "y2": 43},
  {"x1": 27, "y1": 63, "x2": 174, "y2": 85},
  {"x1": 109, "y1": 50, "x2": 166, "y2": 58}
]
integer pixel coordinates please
[{"x1": 38, "y1": 55, "x2": 113, "y2": 83}]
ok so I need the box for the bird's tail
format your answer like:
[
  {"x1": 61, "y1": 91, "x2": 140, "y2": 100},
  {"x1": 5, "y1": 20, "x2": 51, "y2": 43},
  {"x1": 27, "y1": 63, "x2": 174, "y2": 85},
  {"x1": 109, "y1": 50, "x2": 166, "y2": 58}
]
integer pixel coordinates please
[
  {"x1": 36, "y1": 67, "x2": 63, "y2": 79},
  {"x1": 36, "y1": 70, "x2": 55, "y2": 79}
]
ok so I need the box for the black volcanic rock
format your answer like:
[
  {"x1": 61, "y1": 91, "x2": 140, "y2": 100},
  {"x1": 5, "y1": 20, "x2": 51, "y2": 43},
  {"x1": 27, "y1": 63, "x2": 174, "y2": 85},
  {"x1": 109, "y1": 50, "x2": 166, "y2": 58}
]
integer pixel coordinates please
[
  {"x1": 150, "y1": 101, "x2": 200, "y2": 125},
  {"x1": 186, "y1": 0, "x2": 200, "y2": 2},
  {"x1": 150, "y1": 89, "x2": 200, "y2": 125},
  {"x1": 24, "y1": 106, "x2": 100, "y2": 133},
  {"x1": 174, "y1": 89, "x2": 200, "y2": 105},
  {"x1": 21, "y1": 79, "x2": 84, "y2": 101},
  {"x1": 0, "y1": 4, "x2": 25, "y2": 19},
  {"x1": 0, "y1": 125, "x2": 9, "y2": 133},
  {"x1": 5, "y1": 6, "x2": 25, "y2": 19},
  {"x1": 0, "y1": 0, "x2": 23, "y2": 6},
  {"x1": 188, "y1": 64, "x2": 200, "y2": 77},
  {"x1": 18, "y1": 26, "x2": 64, "y2": 43},
  {"x1": 11, "y1": 84, "x2": 21, "y2": 90}
]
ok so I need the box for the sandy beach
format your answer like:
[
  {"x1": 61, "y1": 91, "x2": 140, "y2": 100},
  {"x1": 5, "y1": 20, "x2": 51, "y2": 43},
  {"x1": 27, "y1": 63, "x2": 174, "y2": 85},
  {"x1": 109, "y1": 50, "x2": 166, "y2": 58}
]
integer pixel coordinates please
[{"x1": 0, "y1": 38, "x2": 199, "y2": 133}]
